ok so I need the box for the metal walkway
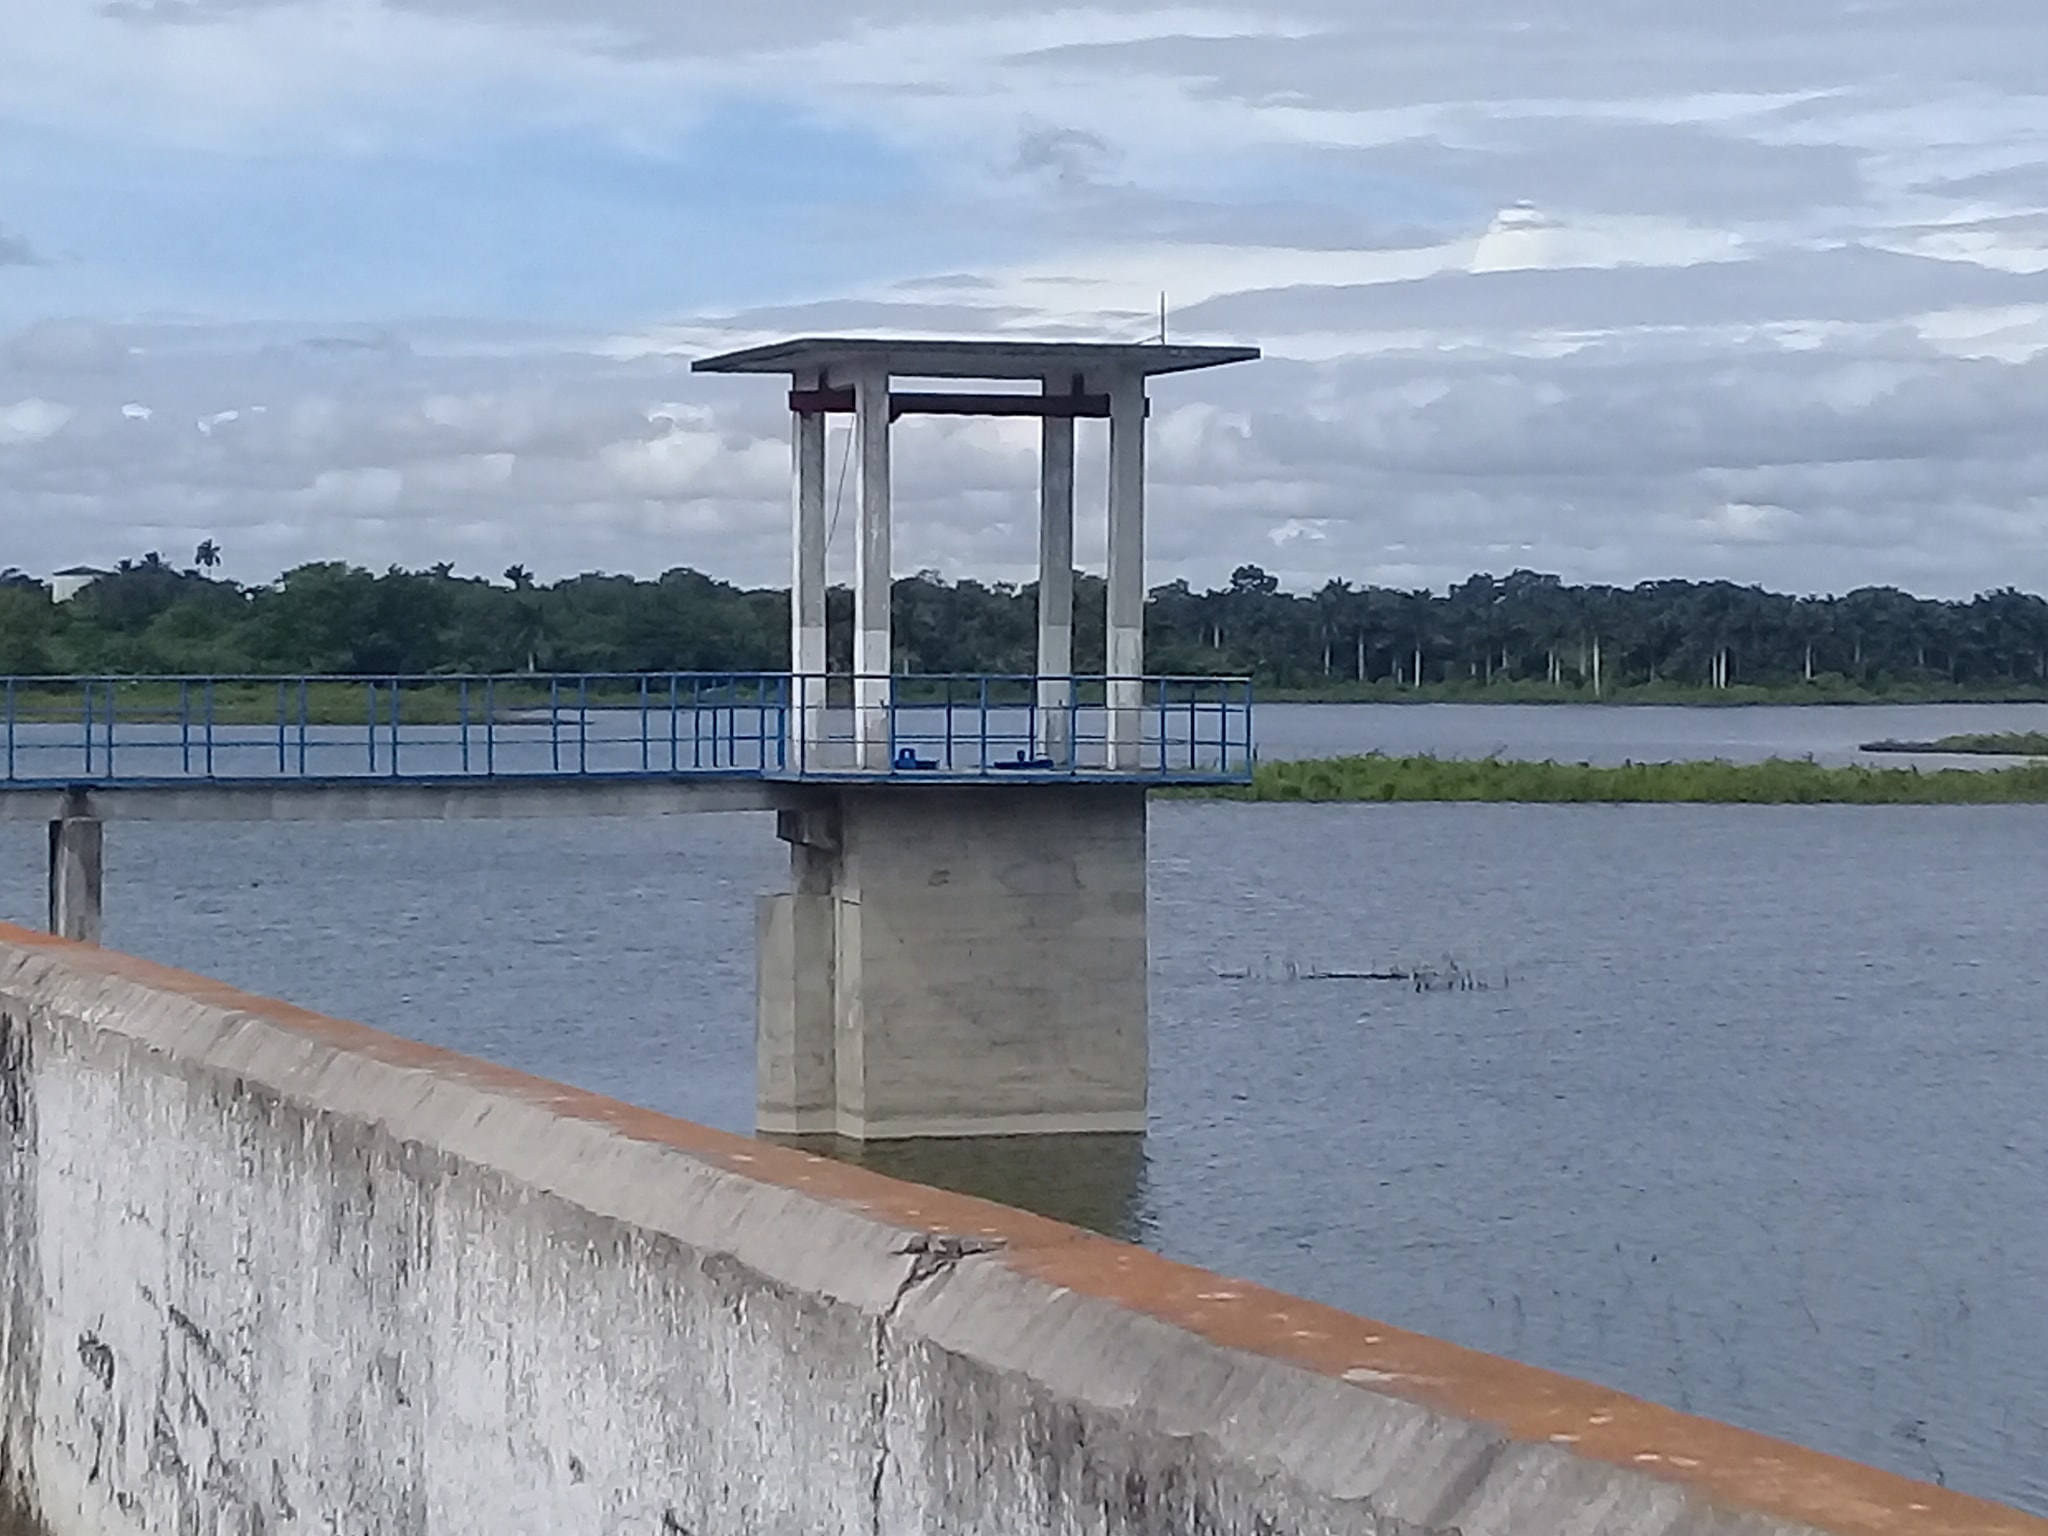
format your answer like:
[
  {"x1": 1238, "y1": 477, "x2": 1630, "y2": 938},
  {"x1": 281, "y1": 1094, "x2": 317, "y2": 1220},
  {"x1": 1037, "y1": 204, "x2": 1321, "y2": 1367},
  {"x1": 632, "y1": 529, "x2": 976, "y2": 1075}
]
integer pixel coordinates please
[{"x1": 0, "y1": 673, "x2": 1253, "y2": 792}]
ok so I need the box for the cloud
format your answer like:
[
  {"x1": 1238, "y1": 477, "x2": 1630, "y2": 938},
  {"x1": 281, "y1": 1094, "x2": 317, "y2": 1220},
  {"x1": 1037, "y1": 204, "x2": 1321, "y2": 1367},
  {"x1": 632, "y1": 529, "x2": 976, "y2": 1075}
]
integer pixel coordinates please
[
  {"x1": 5, "y1": 0, "x2": 2048, "y2": 602},
  {"x1": 1012, "y1": 123, "x2": 1121, "y2": 191},
  {"x1": 4, "y1": 320, "x2": 127, "y2": 373},
  {"x1": 5, "y1": 308, "x2": 2047, "y2": 603},
  {"x1": 0, "y1": 398, "x2": 74, "y2": 445},
  {"x1": 1176, "y1": 245, "x2": 2048, "y2": 339},
  {"x1": 0, "y1": 227, "x2": 43, "y2": 267}
]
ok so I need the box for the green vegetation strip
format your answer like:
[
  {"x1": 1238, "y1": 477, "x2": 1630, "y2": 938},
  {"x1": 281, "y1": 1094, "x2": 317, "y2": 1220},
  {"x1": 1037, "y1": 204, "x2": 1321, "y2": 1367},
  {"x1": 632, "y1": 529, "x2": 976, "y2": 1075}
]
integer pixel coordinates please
[
  {"x1": 0, "y1": 684, "x2": 770, "y2": 729},
  {"x1": 1207, "y1": 754, "x2": 2048, "y2": 804},
  {"x1": 1861, "y1": 730, "x2": 2048, "y2": 756},
  {"x1": 14, "y1": 553, "x2": 2048, "y2": 704}
]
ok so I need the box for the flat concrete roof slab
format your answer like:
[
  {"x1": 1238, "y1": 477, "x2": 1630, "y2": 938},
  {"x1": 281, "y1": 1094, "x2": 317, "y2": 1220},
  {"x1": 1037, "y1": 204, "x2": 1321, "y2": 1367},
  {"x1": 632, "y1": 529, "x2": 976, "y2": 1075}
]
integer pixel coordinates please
[{"x1": 692, "y1": 336, "x2": 1259, "y2": 381}]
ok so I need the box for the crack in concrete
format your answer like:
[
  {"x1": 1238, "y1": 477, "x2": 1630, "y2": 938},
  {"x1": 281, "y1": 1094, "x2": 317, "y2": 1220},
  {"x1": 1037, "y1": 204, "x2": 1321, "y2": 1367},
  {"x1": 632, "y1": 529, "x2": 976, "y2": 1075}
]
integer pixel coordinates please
[{"x1": 869, "y1": 1233, "x2": 1004, "y2": 1536}]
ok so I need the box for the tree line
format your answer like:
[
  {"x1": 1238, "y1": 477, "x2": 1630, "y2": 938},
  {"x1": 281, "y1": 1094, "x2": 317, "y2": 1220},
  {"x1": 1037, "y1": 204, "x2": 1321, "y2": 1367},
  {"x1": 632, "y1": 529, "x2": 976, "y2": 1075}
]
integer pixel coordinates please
[{"x1": 4, "y1": 550, "x2": 2048, "y2": 696}]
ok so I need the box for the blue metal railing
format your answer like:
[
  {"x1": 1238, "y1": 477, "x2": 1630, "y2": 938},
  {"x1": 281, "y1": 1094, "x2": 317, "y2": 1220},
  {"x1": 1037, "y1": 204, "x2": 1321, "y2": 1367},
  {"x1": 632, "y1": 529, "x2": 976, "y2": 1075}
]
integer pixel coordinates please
[{"x1": 0, "y1": 673, "x2": 1253, "y2": 789}]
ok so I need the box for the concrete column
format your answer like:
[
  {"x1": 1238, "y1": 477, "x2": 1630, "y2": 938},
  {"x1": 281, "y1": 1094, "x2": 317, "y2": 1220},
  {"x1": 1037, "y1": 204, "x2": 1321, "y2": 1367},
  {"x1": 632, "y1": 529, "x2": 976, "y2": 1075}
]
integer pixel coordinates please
[
  {"x1": 852, "y1": 365, "x2": 893, "y2": 770},
  {"x1": 1036, "y1": 375, "x2": 1077, "y2": 766},
  {"x1": 790, "y1": 368, "x2": 828, "y2": 770},
  {"x1": 48, "y1": 813, "x2": 103, "y2": 946},
  {"x1": 757, "y1": 783, "x2": 1149, "y2": 1140},
  {"x1": 1105, "y1": 372, "x2": 1148, "y2": 771},
  {"x1": 757, "y1": 802, "x2": 841, "y2": 1135}
]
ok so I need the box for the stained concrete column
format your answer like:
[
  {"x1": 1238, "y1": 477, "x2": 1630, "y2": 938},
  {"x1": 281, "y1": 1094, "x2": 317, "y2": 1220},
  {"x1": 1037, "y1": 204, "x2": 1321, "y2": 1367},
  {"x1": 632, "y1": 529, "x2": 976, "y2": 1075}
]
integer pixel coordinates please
[
  {"x1": 1105, "y1": 372, "x2": 1148, "y2": 771},
  {"x1": 48, "y1": 810, "x2": 103, "y2": 946},
  {"x1": 790, "y1": 368, "x2": 828, "y2": 770},
  {"x1": 852, "y1": 364, "x2": 893, "y2": 770},
  {"x1": 1036, "y1": 375, "x2": 1077, "y2": 766},
  {"x1": 757, "y1": 801, "x2": 840, "y2": 1136}
]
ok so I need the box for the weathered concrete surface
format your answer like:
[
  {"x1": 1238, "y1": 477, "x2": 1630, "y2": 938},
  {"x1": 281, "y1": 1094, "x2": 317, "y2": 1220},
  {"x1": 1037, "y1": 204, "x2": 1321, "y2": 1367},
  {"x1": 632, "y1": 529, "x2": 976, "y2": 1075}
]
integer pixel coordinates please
[
  {"x1": 756, "y1": 890, "x2": 838, "y2": 1134},
  {"x1": 1, "y1": 926, "x2": 2039, "y2": 1536},
  {"x1": 44, "y1": 819, "x2": 100, "y2": 948},
  {"x1": 762, "y1": 783, "x2": 1149, "y2": 1140}
]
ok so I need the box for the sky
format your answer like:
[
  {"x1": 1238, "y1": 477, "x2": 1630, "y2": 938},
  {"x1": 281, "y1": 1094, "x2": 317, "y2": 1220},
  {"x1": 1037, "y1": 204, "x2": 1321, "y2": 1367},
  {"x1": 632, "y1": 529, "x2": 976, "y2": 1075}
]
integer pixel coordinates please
[{"x1": 3, "y1": 0, "x2": 2047, "y2": 597}]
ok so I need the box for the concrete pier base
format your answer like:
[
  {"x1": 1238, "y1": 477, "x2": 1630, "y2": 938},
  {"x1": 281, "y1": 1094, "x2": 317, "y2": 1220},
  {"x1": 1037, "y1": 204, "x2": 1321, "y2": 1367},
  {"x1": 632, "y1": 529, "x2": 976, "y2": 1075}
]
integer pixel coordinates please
[
  {"x1": 758, "y1": 783, "x2": 1147, "y2": 1140},
  {"x1": 46, "y1": 813, "x2": 102, "y2": 946}
]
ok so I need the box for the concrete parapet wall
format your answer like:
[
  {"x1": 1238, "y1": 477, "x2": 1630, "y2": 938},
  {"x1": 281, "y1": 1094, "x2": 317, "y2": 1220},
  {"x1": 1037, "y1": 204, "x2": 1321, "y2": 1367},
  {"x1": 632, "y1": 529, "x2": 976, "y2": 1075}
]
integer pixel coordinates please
[{"x1": 0, "y1": 926, "x2": 2036, "y2": 1536}]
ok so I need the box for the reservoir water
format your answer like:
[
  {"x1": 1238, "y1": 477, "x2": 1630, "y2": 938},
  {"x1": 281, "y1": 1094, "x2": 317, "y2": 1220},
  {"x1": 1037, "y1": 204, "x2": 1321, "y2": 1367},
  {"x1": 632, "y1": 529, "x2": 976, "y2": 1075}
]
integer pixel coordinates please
[
  {"x1": 1254, "y1": 698, "x2": 2048, "y2": 767},
  {"x1": 4, "y1": 703, "x2": 2043, "y2": 1515}
]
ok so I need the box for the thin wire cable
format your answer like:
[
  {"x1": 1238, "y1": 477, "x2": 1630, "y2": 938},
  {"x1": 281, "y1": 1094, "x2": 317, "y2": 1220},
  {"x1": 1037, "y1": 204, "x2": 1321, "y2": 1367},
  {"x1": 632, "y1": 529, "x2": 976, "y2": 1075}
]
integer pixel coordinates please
[{"x1": 825, "y1": 425, "x2": 853, "y2": 553}]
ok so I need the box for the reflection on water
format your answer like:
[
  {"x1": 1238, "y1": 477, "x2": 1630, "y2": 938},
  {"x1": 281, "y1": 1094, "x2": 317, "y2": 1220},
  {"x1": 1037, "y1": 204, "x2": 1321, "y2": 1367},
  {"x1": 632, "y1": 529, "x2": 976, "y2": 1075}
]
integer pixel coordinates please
[{"x1": 778, "y1": 1134, "x2": 1151, "y2": 1244}]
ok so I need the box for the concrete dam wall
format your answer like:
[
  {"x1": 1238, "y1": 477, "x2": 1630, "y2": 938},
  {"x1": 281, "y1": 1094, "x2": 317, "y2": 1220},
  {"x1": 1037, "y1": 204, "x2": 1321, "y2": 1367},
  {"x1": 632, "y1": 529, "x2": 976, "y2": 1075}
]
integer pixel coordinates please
[{"x1": 0, "y1": 926, "x2": 2033, "y2": 1536}]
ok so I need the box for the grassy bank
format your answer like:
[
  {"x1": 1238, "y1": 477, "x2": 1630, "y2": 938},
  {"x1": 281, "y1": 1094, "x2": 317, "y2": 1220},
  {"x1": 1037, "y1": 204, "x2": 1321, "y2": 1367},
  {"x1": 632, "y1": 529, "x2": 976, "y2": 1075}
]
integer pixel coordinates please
[
  {"x1": 1207, "y1": 753, "x2": 2048, "y2": 805},
  {"x1": 0, "y1": 679, "x2": 768, "y2": 727},
  {"x1": 1862, "y1": 731, "x2": 2048, "y2": 756}
]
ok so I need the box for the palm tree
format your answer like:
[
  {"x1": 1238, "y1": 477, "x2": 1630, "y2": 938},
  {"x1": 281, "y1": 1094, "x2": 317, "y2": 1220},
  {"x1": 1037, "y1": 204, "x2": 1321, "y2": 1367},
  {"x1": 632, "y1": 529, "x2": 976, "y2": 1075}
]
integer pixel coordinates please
[
  {"x1": 1313, "y1": 579, "x2": 1354, "y2": 677},
  {"x1": 194, "y1": 539, "x2": 222, "y2": 574},
  {"x1": 510, "y1": 601, "x2": 546, "y2": 673},
  {"x1": 503, "y1": 564, "x2": 533, "y2": 591},
  {"x1": 1397, "y1": 589, "x2": 1437, "y2": 687}
]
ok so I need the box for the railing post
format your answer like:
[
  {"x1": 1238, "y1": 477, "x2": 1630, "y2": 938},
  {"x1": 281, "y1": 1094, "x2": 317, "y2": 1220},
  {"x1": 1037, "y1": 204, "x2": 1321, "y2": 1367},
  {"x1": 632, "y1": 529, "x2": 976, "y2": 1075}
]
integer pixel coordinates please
[
  {"x1": 80, "y1": 680, "x2": 93, "y2": 777},
  {"x1": 1155, "y1": 684, "x2": 1171, "y2": 782},
  {"x1": 180, "y1": 681, "x2": 191, "y2": 774},
  {"x1": 460, "y1": 679, "x2": 471, "y2": 774},
  {"x1": 1238, "y1": 681, "x2": 1249, "y2": 775},
  {"x1": 485, "y1": 677, "x2": 497, "y2": 776},
  {"x1": 3, "y1": 678, "x2": 13, "y2": 781},
  {"x1": 365, "y1": 680, "x2": 377, "y2": 774},
  {"x1": 549, "y1": 677, "x2": 560, "y2": 773},
  {"x1": 788, "y1": 671, "x2": 802, "y2": 774},
  {"x1": 669, "y1": 675, "x2": 680, "y2": 772},
  {"x1": 389, "y1": 677, "x2": 402, "y2": 776},
  {"x1": 203, "y1": 680, "x2": 216, "y2": 778},
  {"x1": 639, "y1": 676, "x2": 650, "y2": 773},
  {"x1": 578, "y1": 675, "x2": 589, "y2": 774},
  {"x1": 276, "y1": 680, "x2": 287, "y2": 774},
  {"x1": 298, "y1": 679, "x2": 309, "y2": 776}
]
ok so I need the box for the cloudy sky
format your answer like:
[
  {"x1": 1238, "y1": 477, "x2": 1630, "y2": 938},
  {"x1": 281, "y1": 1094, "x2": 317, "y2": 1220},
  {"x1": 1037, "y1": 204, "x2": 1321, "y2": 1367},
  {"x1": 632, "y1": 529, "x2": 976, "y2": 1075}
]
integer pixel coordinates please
[{"x1": 4, "y1": 0, "x2": 2047, "y2": 596}]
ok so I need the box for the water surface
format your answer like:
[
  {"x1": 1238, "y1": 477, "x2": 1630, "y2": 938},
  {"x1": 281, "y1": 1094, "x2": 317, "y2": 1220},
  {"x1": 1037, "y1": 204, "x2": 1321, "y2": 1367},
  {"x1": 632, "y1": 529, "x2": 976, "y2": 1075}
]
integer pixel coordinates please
[
  {"x1": 1, "y1": 767, "x2": 2042, "y2": 1512},
  {"x1": 1256, "y1": 698, "x2": 2048, "y2": 768}
]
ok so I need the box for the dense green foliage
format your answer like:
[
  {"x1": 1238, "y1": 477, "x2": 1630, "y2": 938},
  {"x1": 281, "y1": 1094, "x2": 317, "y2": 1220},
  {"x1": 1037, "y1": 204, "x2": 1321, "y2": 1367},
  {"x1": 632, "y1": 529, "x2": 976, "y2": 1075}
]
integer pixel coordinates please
[
  {"x1": 9, "y1": 551, "x2": 2048, "y2": 697},
  {"x1": 1229, "y1": 754, "x2": 2048, "y2": 804}
]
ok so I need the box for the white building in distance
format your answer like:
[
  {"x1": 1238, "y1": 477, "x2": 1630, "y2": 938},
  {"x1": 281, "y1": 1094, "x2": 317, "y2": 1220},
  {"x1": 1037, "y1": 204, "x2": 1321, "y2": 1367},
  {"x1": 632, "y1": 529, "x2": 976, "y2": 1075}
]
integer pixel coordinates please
[{"x1": 50, "y1": 566, "x2": 109, "y2": 603}]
